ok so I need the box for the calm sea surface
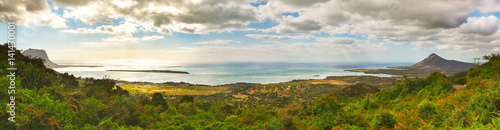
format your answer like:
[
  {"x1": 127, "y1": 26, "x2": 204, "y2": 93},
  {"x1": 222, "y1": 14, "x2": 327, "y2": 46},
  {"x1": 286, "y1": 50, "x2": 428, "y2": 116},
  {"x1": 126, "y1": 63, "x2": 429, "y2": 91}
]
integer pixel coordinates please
[{"x1": 53, "y1": 61, "x2": 410, "y2": 85}]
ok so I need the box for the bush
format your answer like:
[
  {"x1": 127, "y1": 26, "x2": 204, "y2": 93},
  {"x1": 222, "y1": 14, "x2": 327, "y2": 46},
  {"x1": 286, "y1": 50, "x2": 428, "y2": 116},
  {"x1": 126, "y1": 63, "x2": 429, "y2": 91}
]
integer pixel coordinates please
[
  {"x1": 452, "y1": 71, "x2": 468, "y2": 85},
  {"x1": 180, "y1": 95, "x2": 194, "y2": 103},
  {"x1": 362, "y1": 98, "x2": 378, "y2": 110},
  {"x1": 19, "y1": 64, "x2": 54, "y2": 90},
  {"x1": 418, "y1": 100, "x2": 437, "y2": 120},
  {"x1": 372, "y1": 110, "x2": 397, "y2": 129}
]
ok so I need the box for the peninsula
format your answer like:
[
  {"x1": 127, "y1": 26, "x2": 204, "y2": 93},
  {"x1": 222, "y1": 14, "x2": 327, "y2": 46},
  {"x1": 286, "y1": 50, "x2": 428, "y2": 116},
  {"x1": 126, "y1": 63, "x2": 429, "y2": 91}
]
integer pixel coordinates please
[
  {"x1": 346, "y1": 53, "x2": 475, "y2": 78},
  {"x1": 107, "y1": 69, "x2": 190, "y2": 74}
]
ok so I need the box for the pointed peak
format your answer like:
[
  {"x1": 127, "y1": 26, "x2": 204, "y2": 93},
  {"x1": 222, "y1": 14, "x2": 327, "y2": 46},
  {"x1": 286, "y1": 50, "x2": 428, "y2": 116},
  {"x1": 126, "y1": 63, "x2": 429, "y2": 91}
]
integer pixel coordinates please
[
  {"x1": 407, "y1": 53, "x2": 474, "y2": 70},
  {"x1": 427, "y1": 53, "x2": 442, "y2": 59}
]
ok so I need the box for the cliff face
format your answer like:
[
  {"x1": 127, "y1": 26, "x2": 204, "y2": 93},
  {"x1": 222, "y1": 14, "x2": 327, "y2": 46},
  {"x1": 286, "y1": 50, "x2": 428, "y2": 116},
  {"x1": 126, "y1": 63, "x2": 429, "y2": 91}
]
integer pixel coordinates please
[
  {"x1": 22, "y1": 49, "x2": 59, "y2": 68},
  {"x1": 407, "y1": 53, "x2": 474, "y2": 70}
]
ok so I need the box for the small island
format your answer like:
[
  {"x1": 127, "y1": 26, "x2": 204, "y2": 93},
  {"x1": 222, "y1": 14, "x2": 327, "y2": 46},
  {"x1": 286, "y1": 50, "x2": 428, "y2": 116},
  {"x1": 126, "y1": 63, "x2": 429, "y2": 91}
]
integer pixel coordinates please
[{"x1": 107, "y1": 70, "x2": 190, "y2": 74}]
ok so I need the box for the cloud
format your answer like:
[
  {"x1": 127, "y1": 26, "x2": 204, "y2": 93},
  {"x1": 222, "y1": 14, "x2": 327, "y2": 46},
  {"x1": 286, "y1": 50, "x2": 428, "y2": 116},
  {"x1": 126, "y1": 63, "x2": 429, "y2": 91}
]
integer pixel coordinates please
[
  {"x1": 4, "y1": 0, "x2": 500, "y2": 54},
  {"x1": 78, "y1": 34, "x2": 166, "y2": 47},
  {"x1": 193, "y1": 39, "x2": 241, "y2": 45},
  {"x1": 102, "y1": 36, "x2": 139, "y2": 43},
  {"x1": 246, "y1": 34, "x2": 315, "y2": 40},
  {"x1": 0, "y1": 0, "x2": 67, "y2": 28},
  {"x1": 179, "y1": 41, "x2": 387, "y2": 62},
  {"x1": 56, "y1": 0, "x2": 263, "y2": 34},
  {"x1": 78, "y1": 42, "x2": 119, "y2": 47},
  {"x1": 478, "y1": 0, "x2": 500, "y2": 13},
  {"x1": 60, "y1": 18, "x2": 172, "y2": 36},
  {"x1": 316, "y1": 37, "x2": 357, "y2": 44},
  {"x1": 53, "y1": 0, "x2": 97, "y2": 6},
  {"x1": 262, "y1": 41, "x2": 282, "y2": 44},
  {"x1": 60, "y1": 26, "x2": 116, "y2": 34},
  {"x1": 279, "y1": 0, "x2": 329, "y2": 7},
  {"x1": 251, "y1": 0, "x2": 500, "y2": 53},
  {"x1": 262, "y1": 16, "x2": 323, "y2": 34},
  {"x1": 60, "y1": 18, "x2": 145, "y2": 36},
  {"x1": 459, "y1": 16, "x2": 500, "y2": 36},
  {"x1": 141, "y1": 35, "x2": 164, "y2": 41},
  {"x1": 77, "y1": 35, "x2": 139, "y2": 47}
]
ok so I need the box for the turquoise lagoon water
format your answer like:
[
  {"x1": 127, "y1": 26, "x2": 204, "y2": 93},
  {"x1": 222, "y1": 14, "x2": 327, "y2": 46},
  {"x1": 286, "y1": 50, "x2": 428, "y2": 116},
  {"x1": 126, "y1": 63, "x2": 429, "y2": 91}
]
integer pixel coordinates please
[{"x1": 53, "y1": 62, "x2": 411, "y2": 85}]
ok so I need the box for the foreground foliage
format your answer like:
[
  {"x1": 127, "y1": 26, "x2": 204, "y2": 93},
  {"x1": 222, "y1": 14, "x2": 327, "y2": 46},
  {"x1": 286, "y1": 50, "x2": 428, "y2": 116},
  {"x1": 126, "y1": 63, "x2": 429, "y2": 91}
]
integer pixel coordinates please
[{"x1": 1, "y1": 44, "x2": 499, "y2": 129}]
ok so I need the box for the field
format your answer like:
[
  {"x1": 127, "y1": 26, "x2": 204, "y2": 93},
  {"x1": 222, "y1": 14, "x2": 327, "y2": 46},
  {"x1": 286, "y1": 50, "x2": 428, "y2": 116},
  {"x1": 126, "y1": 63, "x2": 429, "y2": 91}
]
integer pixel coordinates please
[
  {"x1": 326, "y1": 75, "x2": 399, "y2": 90},
  {"x1": 307, "y1": 79, "x2": 353, "y2": 85},
  {"x1": 118, "y1": 81, "x2": 230, "y2": 98}
]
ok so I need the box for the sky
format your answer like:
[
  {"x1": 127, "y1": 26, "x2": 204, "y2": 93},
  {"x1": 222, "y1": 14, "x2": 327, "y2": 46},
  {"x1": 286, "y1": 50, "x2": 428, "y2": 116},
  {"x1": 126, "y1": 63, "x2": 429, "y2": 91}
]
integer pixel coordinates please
[{"x1": 1, "y1": 0, "x2": 500, "y2": 65}]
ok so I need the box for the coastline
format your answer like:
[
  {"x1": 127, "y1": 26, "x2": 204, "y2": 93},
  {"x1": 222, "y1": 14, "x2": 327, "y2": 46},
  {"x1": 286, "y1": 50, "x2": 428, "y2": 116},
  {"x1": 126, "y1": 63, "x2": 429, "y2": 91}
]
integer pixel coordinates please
[
  {"x1": 345, "y1": 68, "x2": 465, "y2": 78},
  {"x1": 106, "y1": 69, "x2": 190, "y2": 74}
]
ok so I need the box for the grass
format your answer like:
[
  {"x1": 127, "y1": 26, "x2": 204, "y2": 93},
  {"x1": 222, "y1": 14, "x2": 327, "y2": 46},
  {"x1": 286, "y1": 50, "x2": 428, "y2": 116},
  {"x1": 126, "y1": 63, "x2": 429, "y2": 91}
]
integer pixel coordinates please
[
  {"x1": 326, "y1": 76, "x2": 398, "y2": 90},
  {"x1": 307, "y1": 79, "x2": 353, "y2": 85},
  {"x1": 118, "y1": 82, "x2": 230, "y2": 97}
]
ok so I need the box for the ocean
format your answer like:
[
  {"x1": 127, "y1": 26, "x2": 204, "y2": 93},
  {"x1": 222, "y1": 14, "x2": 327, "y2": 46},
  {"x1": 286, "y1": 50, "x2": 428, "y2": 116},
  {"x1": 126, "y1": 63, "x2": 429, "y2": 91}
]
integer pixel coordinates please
[{"x1": 53, "y1": 61, "x2": 410, "y2": 85}]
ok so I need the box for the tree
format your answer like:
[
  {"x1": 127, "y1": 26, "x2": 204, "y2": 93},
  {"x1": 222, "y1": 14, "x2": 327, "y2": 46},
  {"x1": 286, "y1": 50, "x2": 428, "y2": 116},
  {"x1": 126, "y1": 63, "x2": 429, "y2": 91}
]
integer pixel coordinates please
[
  {"x1": 483, "y1": 52, "x2": 500, "y2": 61},
  {"x1": 180, "y1": 95, "x2": 194, "y2": 103},
  {"x1": 151, "y1": 92, "x2": 168, "y2": 111}
]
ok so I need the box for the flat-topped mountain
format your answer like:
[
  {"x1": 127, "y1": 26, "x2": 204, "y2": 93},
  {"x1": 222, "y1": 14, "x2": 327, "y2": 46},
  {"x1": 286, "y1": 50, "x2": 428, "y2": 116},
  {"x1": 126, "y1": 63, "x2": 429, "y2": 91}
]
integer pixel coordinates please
[
  {"x1": 22, "y1": 48, "x2": 59, "y2": 68},
  {"x1": 399, "y1": 53, "x2": 474, "y2": 70}
]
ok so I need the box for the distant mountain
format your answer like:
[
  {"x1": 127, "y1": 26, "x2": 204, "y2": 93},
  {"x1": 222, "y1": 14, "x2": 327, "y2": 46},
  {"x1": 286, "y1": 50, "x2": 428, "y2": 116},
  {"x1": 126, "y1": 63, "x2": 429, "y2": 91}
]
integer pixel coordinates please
[
  {"x1": 22, "y1": 49, "x2": 59, "y2": 68},
  {"x1": 399, "y1": 53, "x2": 474, "y2": 70}
]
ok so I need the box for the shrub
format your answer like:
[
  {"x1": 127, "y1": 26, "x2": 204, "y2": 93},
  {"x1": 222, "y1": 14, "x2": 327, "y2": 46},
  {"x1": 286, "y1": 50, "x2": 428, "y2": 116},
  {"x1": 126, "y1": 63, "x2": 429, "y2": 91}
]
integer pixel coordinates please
[
  {"x1": 418, "y1": 100, "x2": 437, "y2": 120},
  {"x1": 180, "y1": 95, "x2": 194, "y2": 103},
  {"x1": 452, "y1": 71, "x2": 468, "y2": 85},
  {"x1": 372, "y1": 110, "x2": 397, "y2": 129},
  {"x1": 19, "y1": 64, "x2": 54, "y2": 90},
  {"x1": 362, "y1": 98, "x2": 378, "y2": 110}
]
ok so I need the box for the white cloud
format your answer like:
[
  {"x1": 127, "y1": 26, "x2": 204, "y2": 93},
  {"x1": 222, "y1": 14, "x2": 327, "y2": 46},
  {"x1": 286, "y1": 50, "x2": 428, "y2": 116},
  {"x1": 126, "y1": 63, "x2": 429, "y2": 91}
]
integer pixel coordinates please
[
  {"x1": 193, "y1": 39, "x2": 241, "y2": 45},
  {"x1": 4, "y1": 0, "x2": 500, "y2": 54},
  {"x1": 459, "y1": 16, "x2": 500, "y2": 36},
  {"x1": 77, "y1": 34, "x2": 170, "y2": 47},
  {"x1": 252, "y1": 0, "x2": 500, "y2": 53},
  {"x1": 478, "y1": 0, "x2": 500, "y2": 13},
  {"x1": 179, "y1": 42, "x2": 387, "y2": 62},
  {"x1": 60, "y1": 26, "x2": 116, "y2": 34},
  {"x1": 102, "y1": 36, "x2": 139, "y2": 43},
  {"x1": 78, "y1": 42, "x2": 119, "y2": 47},
  {"x1": 262, "y1": 16, "x2": 323, "y2": 34},
  {"x1": 262, "y1": 41, "x2": 283, "y2": 44},
  {"x1": 77, "y1": 35, "x2": 147, "y2": 47},
  {"x1": 60, "y1": 18, "x2": 143, "y2": 36},
  {"x1": 141, "y1": 35, "x2": 164, "y2": 41},
  {"x1": 56, "y1": 0, "x2": 263, "y2": 34},
  {"x1": 316, "y1": 37, "x2": 357, "y2": 44},
  {"x1": 246, "y1": 34, "x2": 316, "y2": 40},
  {"x1": 0, "y1": 0, "x2": 67, "y2": 28}
]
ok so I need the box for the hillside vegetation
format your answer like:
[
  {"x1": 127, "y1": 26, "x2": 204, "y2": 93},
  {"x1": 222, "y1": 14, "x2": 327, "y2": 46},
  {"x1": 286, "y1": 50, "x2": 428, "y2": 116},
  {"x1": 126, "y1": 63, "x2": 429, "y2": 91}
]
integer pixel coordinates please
[{"x1": 1, "y1": 44, "x2": 499, "y2": 129}]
